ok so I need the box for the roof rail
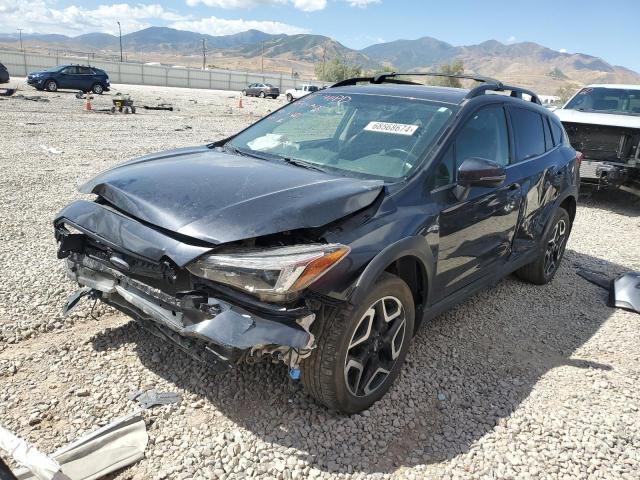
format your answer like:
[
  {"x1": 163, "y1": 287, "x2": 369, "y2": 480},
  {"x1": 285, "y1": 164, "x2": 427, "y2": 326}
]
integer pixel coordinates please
[
  {"x1": 330, "y1": 71, "x2": 542, "y2": 105},
  {"x1": 330, "y1": 72, "x2": 501, "y2": 88},
  {"x1": 466, "y1": 83, "x2": 542, "y2": 105}
]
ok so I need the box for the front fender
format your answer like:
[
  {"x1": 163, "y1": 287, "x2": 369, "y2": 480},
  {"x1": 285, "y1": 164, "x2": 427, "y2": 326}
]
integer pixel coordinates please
[{"x1": 347, "y1": 235, "x2": 436, "y2": 308}]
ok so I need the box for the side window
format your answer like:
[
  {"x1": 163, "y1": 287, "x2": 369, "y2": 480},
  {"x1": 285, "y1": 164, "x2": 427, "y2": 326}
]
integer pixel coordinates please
[
  {"x1": 455, "y1": 105, "x2": 509, "y2": 168},
  {"x1": 543, "y1": 116, "x2": 554, "y2": 151},
  {"x1": 511, "y1": 107, "x2": 545, "y2": 161},
  {"x1": 61, "y1": 66, "x2": 76, "y2": 74},
  {"x1": 550, "y1": 117, "x2": 565, "y2": 146},
  {"x1": 431, "y1": 145, "x2": 455, "y2": 189}
]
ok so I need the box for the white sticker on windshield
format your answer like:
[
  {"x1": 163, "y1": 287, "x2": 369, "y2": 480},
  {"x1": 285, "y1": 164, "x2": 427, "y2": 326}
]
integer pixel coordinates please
[{"x1": 364, "y1": 121, "x2": 419, "y2": 136}]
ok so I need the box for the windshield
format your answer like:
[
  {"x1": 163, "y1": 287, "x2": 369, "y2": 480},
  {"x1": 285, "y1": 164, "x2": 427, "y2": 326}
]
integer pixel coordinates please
[
  {"x1": 565, "y1": 87, "x2": 640, "y2": 116},
  {"x1": 228, "y1": 92, "x2": 455, "y2": 181}
]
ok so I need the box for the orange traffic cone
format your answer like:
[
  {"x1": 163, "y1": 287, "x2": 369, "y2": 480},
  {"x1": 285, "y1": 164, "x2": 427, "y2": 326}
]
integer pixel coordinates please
[
  {"x1": 83, "y1": 93, "x2": 92, "y2": 111},
  {"x1": 238, "y1": 95, "x2": 243, "y2": 109}
]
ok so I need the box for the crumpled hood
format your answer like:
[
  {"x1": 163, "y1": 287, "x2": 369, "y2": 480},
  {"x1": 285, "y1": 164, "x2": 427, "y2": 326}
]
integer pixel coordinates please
[
  {"x1": 80, "y1": 146, "x2": 383, "y2": 245},
  {"x1": 555, "y1": 109, "x2": 640, "y2": 129}
]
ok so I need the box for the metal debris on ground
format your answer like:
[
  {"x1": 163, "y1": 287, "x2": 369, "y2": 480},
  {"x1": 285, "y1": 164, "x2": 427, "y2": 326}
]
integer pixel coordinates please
[
  {"x1": 13, "y1": 95, "x2": 49, "y2": 103},
  {"x1": 174, "y1": 125, "x2": 192, "y2": 131},
  {"x1": 576, "y1": 269, "x2": 640, "y2": 313},
  {"x1": 111, "y1": 93, "x2": 135, "y2": 114},
  {"x1": 127, "y1": 389, "x2": 181, "y2": 409},
  {"x1": 0, "y1": 88, "x2": 16, "y2": 97},
  {"x1": 142, "y1": 104, "x2": 174, "y2": 111},
  {"x1": 2, "y1": 412, "x2": 148, "y2": 480},
  {"x1": 39, "y1": 146, "x2": 62, "y2": 155}
]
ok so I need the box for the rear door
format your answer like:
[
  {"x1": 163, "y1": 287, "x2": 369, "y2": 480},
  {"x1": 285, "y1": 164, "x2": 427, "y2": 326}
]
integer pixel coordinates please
[
  {"x1": 431, "y1": 103, "x2": 523, "y2": 300},
  {"x1": 506, "y1": 106, "x2": 568, "y2": 255},
  {"x1": 77, "y1": 66, "x2": 96, "y2": 91}
]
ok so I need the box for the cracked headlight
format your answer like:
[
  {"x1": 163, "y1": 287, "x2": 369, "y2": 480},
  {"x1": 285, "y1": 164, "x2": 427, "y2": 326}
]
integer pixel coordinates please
[{"x1": 187, "y1": 244, "x2": 350, "y2": 301}]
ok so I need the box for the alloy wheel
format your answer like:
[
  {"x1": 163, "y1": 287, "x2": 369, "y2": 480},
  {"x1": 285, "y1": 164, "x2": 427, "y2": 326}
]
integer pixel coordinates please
[
  {"x1": 344, "y1": 296, "x2": 407, "y2": 397},
  {"x1": 46, "y1": 80, "x2": 57, "y2": 92},
  {"x1": 544, "y1": 218, "x2": 567, "y2": 277}
]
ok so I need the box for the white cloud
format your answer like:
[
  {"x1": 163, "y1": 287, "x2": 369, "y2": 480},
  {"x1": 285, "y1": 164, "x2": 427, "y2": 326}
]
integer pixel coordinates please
[
  {"x1": 559, "y1": 48, "x2": 567, "y2": 53},
  {"x1": 346, "y1": 0, "x2": 381, "y2": 7},
  {"x1": 506, "y1": 35, "x2": 516, "y2": 43},
  {"x1": 0, "y1": 0, "x2": 309, "y2": 37},
  {"x1": 185, "y1": 0, "x2": 327, "y2": 12},
  {"x1": 0, "y1": 0, "x2": 189, "y2": 35},
  {"x1": 171, "y1": 16, "x2": 309, "y2": 35}
]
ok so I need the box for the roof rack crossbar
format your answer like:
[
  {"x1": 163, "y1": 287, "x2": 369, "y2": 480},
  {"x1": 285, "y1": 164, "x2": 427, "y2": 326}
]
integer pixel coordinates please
[{"x1": 467, "y1": 83, "x2": 542, "y2": 105}]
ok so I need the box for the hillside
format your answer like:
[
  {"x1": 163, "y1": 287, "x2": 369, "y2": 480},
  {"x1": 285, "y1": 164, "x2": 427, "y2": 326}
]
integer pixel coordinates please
[{"x1": 1, "y1": 28, "x2": 638, "y2": 93}]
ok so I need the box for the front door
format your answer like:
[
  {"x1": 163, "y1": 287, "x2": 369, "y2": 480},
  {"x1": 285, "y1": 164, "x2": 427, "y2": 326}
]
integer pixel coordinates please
[{"x1": 432, "y1": 104, "x2": 522, "y2": 301}]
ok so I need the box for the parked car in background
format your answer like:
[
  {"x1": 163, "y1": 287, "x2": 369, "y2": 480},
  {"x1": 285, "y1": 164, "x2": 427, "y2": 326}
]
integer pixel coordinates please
[
  {"x1": 242, "y1": 83, "x2": 280, "y2": 99},
  {"x1": 55, "y1": 73, "x2": 579, "y2": 413},
  {"x1": 555, "y1": 84, "x2": 640, "y2": 192},
  {"x1": 27, "y1": 65, "x2": 110, "y2": 94},
  {"x1": 285, "y1": 84, "x2": 320, "y2": 102},
  {"x1": 0, "y1": 62, "x2": 9, "y2": 84}
]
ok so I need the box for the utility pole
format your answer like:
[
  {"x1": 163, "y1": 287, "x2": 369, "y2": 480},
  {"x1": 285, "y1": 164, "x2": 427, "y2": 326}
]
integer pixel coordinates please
[
  {"x1": 17, "y1": 28, "x2": 23, "y2": 51},
  {"x1": 321, "y1": 44, "x2": 326, "y2": 82},
  {"x1": 261, "y1": 41, "x2": 264, "y2": 73},
  {"x1": 117, "y1": 21, "x2": 123, "y2": 62},
  {"x1": 202, "y1": 38, "x2": 206, "y2": 70}
]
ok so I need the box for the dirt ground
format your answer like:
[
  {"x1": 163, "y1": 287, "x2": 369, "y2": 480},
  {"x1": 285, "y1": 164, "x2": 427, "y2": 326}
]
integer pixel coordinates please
[{"x1": 0, "y1": 82, "x2": 639, "y2": 479}]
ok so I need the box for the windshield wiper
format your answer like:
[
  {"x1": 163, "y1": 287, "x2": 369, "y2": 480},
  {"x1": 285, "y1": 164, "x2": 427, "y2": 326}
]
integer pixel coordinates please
[{"x1": 279, "y1": 157, "x2": 329, "y2": 173}]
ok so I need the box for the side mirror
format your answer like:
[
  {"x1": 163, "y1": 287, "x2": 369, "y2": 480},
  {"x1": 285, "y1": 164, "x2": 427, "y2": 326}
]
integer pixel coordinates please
[
  {"x1": 454, "y1": 158, "x2": 506, "y2": 201},
  {"x1": 457, "y1": 157, "x2": 506, "y2": 188}
]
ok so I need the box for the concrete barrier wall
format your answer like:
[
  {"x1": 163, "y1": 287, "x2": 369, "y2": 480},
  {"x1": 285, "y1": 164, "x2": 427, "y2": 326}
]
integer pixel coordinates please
[{"x1": 0, "y1": 49, "x2": 320, "y2": 92}]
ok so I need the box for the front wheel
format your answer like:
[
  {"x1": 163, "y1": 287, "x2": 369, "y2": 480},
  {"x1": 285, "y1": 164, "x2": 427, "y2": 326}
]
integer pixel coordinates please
[
  {"x1": 301, "y1": 272, "x2": 414, "y2": 413},
  {"x1": 45, "y1": 80, "x2": 58, "y2": 92},
  {"x1": 92, "y1": 83, "x2": 104, "y2": 94},
  {"x1": 516, "y1": 207, "x2": 571, "y2": 284},
  {"x1": 259, "y1": 91, "x2": 266, "y2": 98}
]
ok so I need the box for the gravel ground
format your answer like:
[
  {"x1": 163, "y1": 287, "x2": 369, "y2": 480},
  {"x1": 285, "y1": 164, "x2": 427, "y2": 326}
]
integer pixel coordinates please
[{"x1": 1, "y1": 83, "x2": 639, "y2": 479}]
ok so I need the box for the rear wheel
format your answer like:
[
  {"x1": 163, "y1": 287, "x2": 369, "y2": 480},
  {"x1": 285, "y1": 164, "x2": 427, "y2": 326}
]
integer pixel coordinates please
[
  {"x1": 45, "y1": 80, "x2": 58, "y2": 92},
  {"x1": 301, "y1": 272, "x2": 414, "y2": 413},
  {"x1": 286, "y1": 93, "x2": 293, "y2": 102},
  {"x1": 259, "y1": 91, "x2": 266, "y2": 98},
  {"x1": 516, "y1": 207, "x2": 571, "y2": 284}
]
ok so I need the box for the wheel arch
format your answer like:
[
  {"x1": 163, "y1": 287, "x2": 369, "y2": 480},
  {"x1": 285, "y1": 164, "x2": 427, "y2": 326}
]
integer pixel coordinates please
[
  {"x1": 559, "y1": 194, "x2": 577, "y2": 223},
  {"x1": 349, "y1": 236, "x2": 435, "y2": 332}
]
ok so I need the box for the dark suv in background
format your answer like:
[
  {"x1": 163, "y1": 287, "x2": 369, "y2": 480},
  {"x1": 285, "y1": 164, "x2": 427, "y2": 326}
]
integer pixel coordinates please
[
  {"x1": 55, "y1": 73, "x2": 579, "y2": 413},
  {"x1": 0, "y1": 62, "x2": 9, "y2": 84},
  {"x1": 27, "y1": 64, "x2": 110, "y2": 94}
]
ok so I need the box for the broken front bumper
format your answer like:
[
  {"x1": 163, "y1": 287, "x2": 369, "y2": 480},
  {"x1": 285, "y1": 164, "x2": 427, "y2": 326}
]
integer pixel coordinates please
[{"x1": 64, "y1": 253, "x2": 315, "y2": 369}]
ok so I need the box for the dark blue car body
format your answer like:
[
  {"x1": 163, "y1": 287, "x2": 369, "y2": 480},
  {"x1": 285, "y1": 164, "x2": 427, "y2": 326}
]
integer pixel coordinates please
[
  {"x1": 27, "y1": 64, "x2": 110, "y2": 93},
  {"x1": 53, "y1": 77, "x2": 580, "y2": 413}
]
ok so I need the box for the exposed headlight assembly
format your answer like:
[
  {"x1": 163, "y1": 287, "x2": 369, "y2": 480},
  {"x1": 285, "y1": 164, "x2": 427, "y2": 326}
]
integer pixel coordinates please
[{"x1": 187, "y1": 244, "x2": 350, "y2": 301}]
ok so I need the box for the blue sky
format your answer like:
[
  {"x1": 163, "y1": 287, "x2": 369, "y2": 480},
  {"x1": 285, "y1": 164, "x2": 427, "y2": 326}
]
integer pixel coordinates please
[{"x1": 1, "y1": 0, "x2": 638, "y2": 71}]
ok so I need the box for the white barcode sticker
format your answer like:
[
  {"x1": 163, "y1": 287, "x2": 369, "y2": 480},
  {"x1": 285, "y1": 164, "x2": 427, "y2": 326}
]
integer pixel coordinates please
[{"x1": 364, "y1": 121, "x2": 419, "y2": 136}]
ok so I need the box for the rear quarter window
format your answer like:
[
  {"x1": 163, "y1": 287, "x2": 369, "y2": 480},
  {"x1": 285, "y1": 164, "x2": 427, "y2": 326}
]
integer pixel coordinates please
[{"x1": 511, "y1": 107, "x2": 546, "y2": 162}]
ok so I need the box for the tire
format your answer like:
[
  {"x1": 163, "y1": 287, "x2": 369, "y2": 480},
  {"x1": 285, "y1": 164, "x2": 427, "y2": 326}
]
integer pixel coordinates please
[
  {"x1": 516, "y1": 207, "x2": 571, "y2": 285},
  {"x1": 45, "y1": 80, "x2": 57, "y2": 92},
  {"x1": 301, "y1": 272, "x2": 415, "y2": 413},
  {"x1": 242, "y1": 90, "x2": 247, "y2": 96},
  {"x1": 259, "y1": 91, "x2": 266, "y2": 98},
  {"x1": 286, "y1": 93, "x2": 293, "y2": 102},
  {"x1": 92, "y1": 83, "x2": 104, "y2": 95},
  {"x1": 271, "y1": 95, "x2": 278, "y2": 99}
]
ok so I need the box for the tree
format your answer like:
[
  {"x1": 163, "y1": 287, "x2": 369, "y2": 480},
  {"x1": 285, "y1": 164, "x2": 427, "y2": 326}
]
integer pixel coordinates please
[
  {"x1": 315, "y1": 58, "x2": 362, "y2": 82},
  {"x1": 556, "y1": 84, "x2": 580, "y2": 104},
  {"x1": 429, "y1": 59, "x2": 465, "y2": 88}
]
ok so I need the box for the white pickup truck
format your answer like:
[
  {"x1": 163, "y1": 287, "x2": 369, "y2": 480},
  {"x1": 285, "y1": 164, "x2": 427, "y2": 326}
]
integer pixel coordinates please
[{"x1": 284, "y1": 84, "x2": 320, "y2": 102}]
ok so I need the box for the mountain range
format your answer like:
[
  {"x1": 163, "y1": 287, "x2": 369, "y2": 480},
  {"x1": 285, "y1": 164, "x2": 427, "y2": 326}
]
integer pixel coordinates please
[{"x1": 1, "y1": 26, "x2": 638, "y2": 94}]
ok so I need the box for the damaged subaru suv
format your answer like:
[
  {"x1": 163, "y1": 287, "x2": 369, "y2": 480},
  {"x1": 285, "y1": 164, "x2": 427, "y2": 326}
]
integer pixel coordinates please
[{"x1": 55, "y1": 73, "x2": 579, "y2": 413}]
